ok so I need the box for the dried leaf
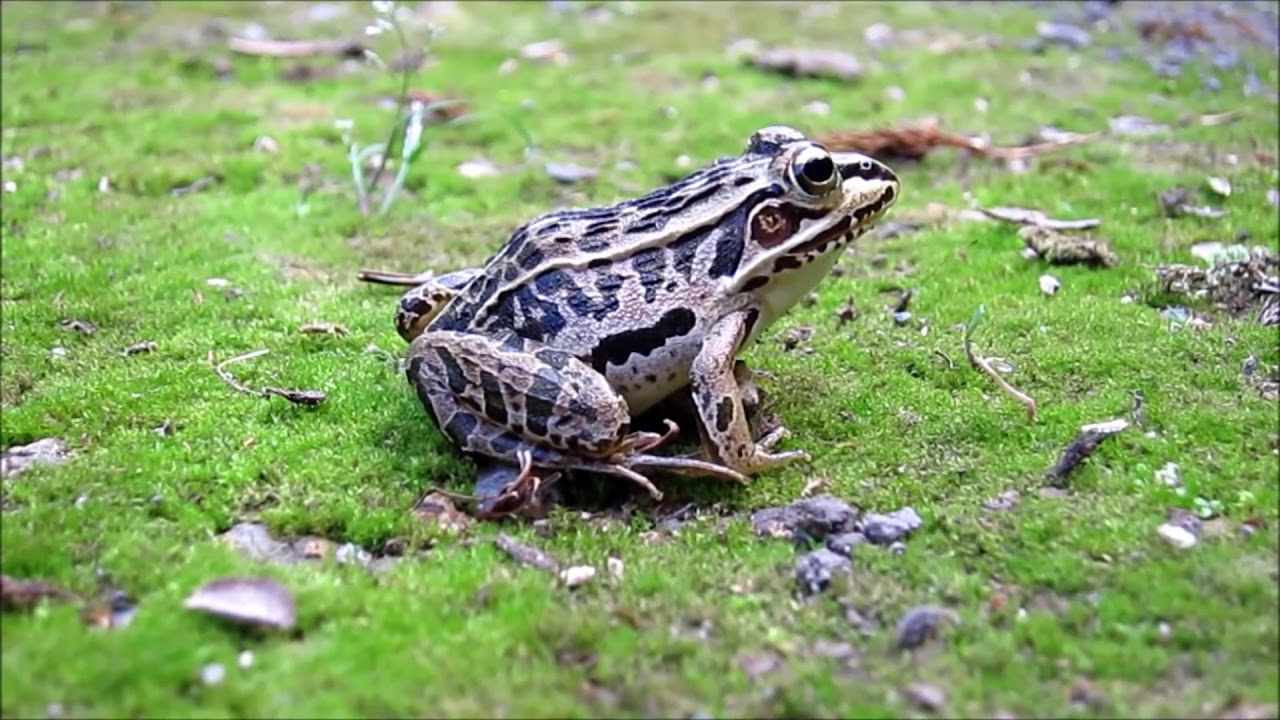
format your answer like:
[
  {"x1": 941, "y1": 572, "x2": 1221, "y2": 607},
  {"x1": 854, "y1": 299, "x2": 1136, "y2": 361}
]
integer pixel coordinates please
[
  {"x1": 412, "y1": 491, "x2": 471, "y2": 534},
  {"x1": 494, "y1": 533, "x2": 561, "y2": 573},
  {"x1": 58, "y1": 318, "x2": 97, "y2": 335},
  {"x1": 298, "y1": 322, "x2": 348, "y2": 335},
  {"x1": 1045, "y1": 418, "x2": 1129, "y2": 485},
  {"x1": 1206, "y1": 176, "x2": 1232, "y2": 197},
  {"x1": 982, "y1": 206, "x2": 1100, "y2": 230},
  {"x1": 544, "y1": 161, "x2": 598, "y2": 184},
  {"x1": 1, "y1": 437, "x2": 69, "y2": 479},
  {"x1": 747, "y1": 46, "x2": 863, "y2": 81},
  {"x1": 1, "y1": 574, "x2": 76, "y2": 611},
  {"x1": 457, "y1": 159, "x2": 500, "y2": 179},
  {"x1": 1019, "y1": 225, "x2": 1118, "y2": 267},
  {"x1": 262, "y1": 387, "x2": 326, "y2": 406},
  {"x1": 184, "y1": 576, "x2": 297, "y2": 629},
  {"x1": 122, "y1": 340, "x2": 156, "y2": 356}
]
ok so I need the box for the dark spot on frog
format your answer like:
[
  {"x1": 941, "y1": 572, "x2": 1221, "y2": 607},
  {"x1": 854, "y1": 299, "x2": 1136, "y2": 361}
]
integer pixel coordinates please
[
  {"x1": 772, "y1": 255, "x2": 803, "y2": 273},
  {"x1": 589, "y1": 307, "x2": 697, "y2": 374},
  {"x1": 478, "y1": 369, "x2": 508, "y2": 427},
  {"x1": 444, "y1": 411, "x2": 479, "y2": 445},
  {"x1": 715, "y1": 396, "x2": 735, "y2": 433},
  {"x1": 433, "y1": 347, "x2": 470, "y2": 397},
  {"x1": 742, "y1": 275, "x2": 770, "y2": 292}
]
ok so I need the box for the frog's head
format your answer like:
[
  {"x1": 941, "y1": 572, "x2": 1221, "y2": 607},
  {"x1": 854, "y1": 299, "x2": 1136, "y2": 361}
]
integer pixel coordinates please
[{"x1": 723, "y1": 125, "x2": 899, "y2": 322}]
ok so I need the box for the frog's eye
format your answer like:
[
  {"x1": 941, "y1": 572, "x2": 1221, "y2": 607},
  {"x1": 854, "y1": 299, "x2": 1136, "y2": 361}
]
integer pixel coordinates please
[{"x1": 790, "y1": 146, "x2": 838, "y2": 196}]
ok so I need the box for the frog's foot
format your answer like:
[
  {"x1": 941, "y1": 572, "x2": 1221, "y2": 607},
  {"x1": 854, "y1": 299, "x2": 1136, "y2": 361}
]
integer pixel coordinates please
[{"x1": 473, "y1": 452, "x2": 561, "y2": 519}]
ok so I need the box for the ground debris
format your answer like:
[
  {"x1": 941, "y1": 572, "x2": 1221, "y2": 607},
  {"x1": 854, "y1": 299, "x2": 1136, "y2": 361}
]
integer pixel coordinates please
[
  {"x1": 901, "y1": 682, "x2": 948, "y2": 713},
  {"x1": 494, "y1": 533, "x2": 562, "y2": 573},
  {"x1": 412, "y1": 491, "x2": 473, "y2": 533},
  {"x1": 963, "y1": 305, "x2": 1037, "y2": 422},
  {"x1": 1019, "y1": 225, "x2": 1118, "y2": 267},
  {"x1": 262, "y1": 387, "x2": 327, "y2": 406},
  {"x1": 298, "y1": 322, "x2": 347, "y2": 335},
  {"x1": 228, "y1": 35, "x2": 367, "y2": 59},
  {"x1": 122, "y1": 340, "x2": 156, "y2": 356},
  {"x1": 1154, "y1": 245, "x2": 1278, "y2": 324},
  {"x1": 544, "y1": 161, "x2": 598, "y2": 184},
  {"x1": 1, "y1": 574, "x2": 76, "y2": 611},
  {"x1": 81, "y1": 584, "x2": 137, "y2": 630},
  {"x1": 749, "y1": 493, "x2": 857, "y2": 541},
  {"x1": 794, "y1": 548, "x2": 850, "y2": 597},
  {"x1": 737, "y1": 650, "x2": 783, "y2": 680},
  {"x1": 746, "y1": 46, "x2": 863, "y2": 81},
  {"x1": 1045, "y1": 418, "x2": 1130, "y2": 485},
  {"x1": 815, "y1": 118, "x2": 1096, "y2": 164},
  {"x1": 58, "y1": 318, "x2": 97, "y2": 335},
  {"x1": 984, "y1": 206, "x2": 1101, "y2": 232},
  {"x1": 860, "y1": 507, "x2": 923, "y2": 545},
  {"x1": 1158, "y1": 185, "x2": 1226, "y2": 219},
  {"x1": 212, "y1": 349, "x2": 326, "y2": 407},
  {"x1": 1, "y1": 438, "x2": 70, "y2": 479},
  {"x1": 896, "y1": 604, "x2": 959, "y2": 651},
  {"x1": 184, "y1": 576, "x2": 296, "y2": 630},
  {"x1": 218, "y1": 522, "x2": 396, "y2": 571}
]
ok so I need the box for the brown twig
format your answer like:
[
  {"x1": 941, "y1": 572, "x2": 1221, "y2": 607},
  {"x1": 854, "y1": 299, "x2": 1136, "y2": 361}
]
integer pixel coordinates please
[
  {"x1": 962, "y1": 312, "x2": 1037, "y2": 422},
  {"x1": 815, "y1": 120, "x2": 1098, "y2": 164},
  {"x1": 227, "y1": 37, "x2": 367, "y2": 59},
  {"x1": 212, "y1": 349, "x2": 327, "y2": 407},
  {"x1": 213, "y1": 349, "x2": 270, "y2": 397}
]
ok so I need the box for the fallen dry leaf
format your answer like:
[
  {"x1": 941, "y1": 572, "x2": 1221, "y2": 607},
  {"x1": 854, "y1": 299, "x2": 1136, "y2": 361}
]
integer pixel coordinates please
[
  {"x1": 299, "y1": 322, "x2": 348, "y2": 335},
  {"x1": 982, "y1": 206, "x2": 1100, "y2": 230},
  {"x1": 816, "y1": 119, "x2": 1096, "y2": 165},
  {"x1": 1020, "y1": 225, "x2": 1118, "y2": 267},
  {"x1": 747, "y1": 46, "x2": 863, "y2": 81},
  {"x1": 494, "y1": 533, "x2": 561, "y2": 573},
  {"x1": 1, "y1": 574, "x2": 76, "y2": 611},
  {"x1": 184, "y1": 576, "x2": 297, "y2": 629},
  {"x1": 1045, "y1": 418, "x2": 1129, "y2": 485}
]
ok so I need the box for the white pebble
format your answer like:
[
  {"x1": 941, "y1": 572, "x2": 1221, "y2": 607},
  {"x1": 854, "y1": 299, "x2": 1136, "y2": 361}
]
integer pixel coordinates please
[
  {"x1": 1039, "y1": 274, "x2": 1060, "y2": 295},
  {"x1": 559, "y1": 565, "x2": 596, "y2": 588},
  {"x1": 200, "y1": 662, "x2": 226, "y2": 686},
  {"x1": 1157, "y1": 523, "x2": 1197, "y2": 549},
  {"x1": 606, "y1": 556, "x2": 624, "y2": 579}
]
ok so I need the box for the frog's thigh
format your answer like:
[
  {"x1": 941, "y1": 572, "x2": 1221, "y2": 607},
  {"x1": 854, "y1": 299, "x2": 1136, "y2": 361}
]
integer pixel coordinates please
[
  {"x1": 406, "y1": 330, "x2": 633, "y2": 457},
  {"x1": 690, "y1": 310, "x2": 808, "y2": 474}
]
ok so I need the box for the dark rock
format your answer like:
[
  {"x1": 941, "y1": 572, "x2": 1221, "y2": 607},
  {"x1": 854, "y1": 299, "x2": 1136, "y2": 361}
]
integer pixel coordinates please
[
  {"x1": 795, "y1": 548, "x2": 851, "y2": 597},
  {"x1": 859, "y1": 507, "x2": 923, "y2": 545},
  {"x1": 825, "y1": 531, "x2": 866, "y2": 557},
  {"x1": 751, "y1": 494, "x2": 857, "y2": 540},
  {"x1": 896, "y1": 604, "x2": 958, "y2": 651}
]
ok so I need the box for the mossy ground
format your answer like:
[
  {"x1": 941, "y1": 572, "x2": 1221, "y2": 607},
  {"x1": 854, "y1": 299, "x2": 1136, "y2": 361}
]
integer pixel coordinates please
[{"x1": 2, "y1": 1, "x2": 1278, "y2": 717}]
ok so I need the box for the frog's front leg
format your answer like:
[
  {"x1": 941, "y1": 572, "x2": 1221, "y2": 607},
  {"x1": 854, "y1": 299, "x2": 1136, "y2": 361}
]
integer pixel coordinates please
[
  {"x1": 691, "y1": 309, "x2": 809, "y2": 475},
  {"x1": 407, "y1": 330, "x2": 748, "y2": 501}
]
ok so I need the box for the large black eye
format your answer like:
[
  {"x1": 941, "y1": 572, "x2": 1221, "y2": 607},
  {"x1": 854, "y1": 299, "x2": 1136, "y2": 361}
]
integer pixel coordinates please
[{"x1": 792, "y1": 148, "x2": 837, "y2": 195}]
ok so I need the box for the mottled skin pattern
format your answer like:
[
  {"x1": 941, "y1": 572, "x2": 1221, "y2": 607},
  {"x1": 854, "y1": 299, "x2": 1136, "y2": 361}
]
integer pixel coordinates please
[{"x1": 364, "y1": 126, "x2": 900, "y2": 504}]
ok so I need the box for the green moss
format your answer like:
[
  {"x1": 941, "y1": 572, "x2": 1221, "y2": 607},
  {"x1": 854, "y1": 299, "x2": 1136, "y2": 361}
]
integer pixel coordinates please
[{"x1": 2, "y1": 1, "x2": 1277, "y2": 717}]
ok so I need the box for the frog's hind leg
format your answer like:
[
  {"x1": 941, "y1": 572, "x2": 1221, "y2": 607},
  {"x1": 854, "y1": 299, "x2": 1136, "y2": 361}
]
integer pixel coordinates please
[{"x1": 408, "y1": 329, "x2": 735, "y2": 501}]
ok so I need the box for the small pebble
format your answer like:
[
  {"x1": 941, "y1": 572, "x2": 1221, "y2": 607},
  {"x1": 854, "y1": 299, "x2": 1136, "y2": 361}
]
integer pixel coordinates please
[
  {"x1": 896, "y1": 605, "x2": 958, "y2": 650},
  {"x1": 860, "y1": 507, "x2": 922, "y2": 545},
  {"x1": 199, "y1": 662, "x2": 225, "y2": 686},
  {"x1": 238, "y1": 650, "x2": 254, "y2": 669},
  {"x1": 559, "y1": 565, "x2": 596, "y2": 588},
  {"x1": 794, "y1": 548, "x2": 850, "y2": 597},
  {"x1": 824, "y1": 532, "x2": 866, "y2": 557},
  {"x1": 1157, "y1": 522, "x2": 1197, "y2": 549},
  {"x1": 1039, "y1": 274, "x2": 1060, "y2": 295},
  {"x1": 606, "y1": 556, "x2": 624, "y2": 580}
]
